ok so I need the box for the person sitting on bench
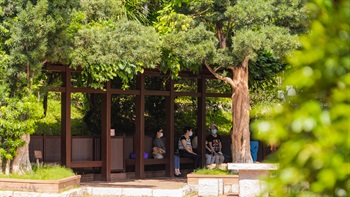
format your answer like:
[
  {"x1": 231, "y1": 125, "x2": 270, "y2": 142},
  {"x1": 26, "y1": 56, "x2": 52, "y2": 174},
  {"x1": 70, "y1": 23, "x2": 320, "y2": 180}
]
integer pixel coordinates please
[
  {"x1": 178, "y1": 126, "x2": 201, "y2": 170},
  {"x1": 153, "y1": 128, "x2": 183, "y2": 177}
]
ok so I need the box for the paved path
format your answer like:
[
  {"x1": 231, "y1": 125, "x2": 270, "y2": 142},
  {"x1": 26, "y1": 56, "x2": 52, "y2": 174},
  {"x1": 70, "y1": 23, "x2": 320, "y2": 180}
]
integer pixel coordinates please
[{"x1": 81, "y1": 177, "x2": 188, "y2": 190}]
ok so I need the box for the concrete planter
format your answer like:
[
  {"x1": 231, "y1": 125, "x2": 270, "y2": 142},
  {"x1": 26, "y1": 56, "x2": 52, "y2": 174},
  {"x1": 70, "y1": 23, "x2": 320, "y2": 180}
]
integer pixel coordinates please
[
  {"x1": 0, "y1": 175, "x2": 81, "y2": 193},
  {"x1": 187, "y1": 173, "x2": 237, "y2": 185},
  {"x1": 187, "y1": 173, "x2": 239, "y2": 195},
  {"x1": 228, "y1": 163, "x2": 278, "y2": 197}
]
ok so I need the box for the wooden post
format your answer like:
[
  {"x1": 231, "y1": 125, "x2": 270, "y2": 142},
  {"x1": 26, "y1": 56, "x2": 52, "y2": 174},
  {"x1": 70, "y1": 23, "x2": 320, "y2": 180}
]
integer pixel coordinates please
[
  {"x1": 61, "y1": 66, "x2": 72, "y2": 168},
  {"x1": 198, "y1": 72, "x2": 207, "y2": 167},
  {"x1": 166, "y1": 78, "x2": 175, "y2": 176},
  {"x1": 101, "y1": 81, "x2": 111, "y2": 181},
  {"x1": 135, "y1": 74, "x2": 145, "y2": 178}
]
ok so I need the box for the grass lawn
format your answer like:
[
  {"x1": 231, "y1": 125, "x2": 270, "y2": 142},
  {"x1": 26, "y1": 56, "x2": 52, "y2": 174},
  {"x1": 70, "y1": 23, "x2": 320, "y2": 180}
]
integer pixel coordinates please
[{"x1": 0, "y1": 164, "x2": 76, "y2": 180}]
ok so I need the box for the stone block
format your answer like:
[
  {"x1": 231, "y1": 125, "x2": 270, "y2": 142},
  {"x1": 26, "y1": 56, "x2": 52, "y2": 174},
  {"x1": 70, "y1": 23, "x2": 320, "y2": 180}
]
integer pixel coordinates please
[
  {"x1": 90, "y1": 187, "x2": 123, "y2": 196},
  {"x1": 153, "y1": 189, "x2": 183, "y2": 197},
  {"x1": 198, "y1": 178, "x2": 223, "y2": 196},
  {"x1": 122, "y1": 188, "x2": 153, "y2": 196}
]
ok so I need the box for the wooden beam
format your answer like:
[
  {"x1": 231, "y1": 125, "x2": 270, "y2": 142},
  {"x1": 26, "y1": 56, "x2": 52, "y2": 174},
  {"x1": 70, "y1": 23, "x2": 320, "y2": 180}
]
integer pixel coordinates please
[
  {"x1": 45, "y1": 64, "x2": 82, "y2": 72},
  {"x1": 143, "y1": 69, "x2": 169, "y2": 77},
  {"x1": 72, "y1": 88, "x2": 106, "y2": 94},
  {"x1": 174, "y1": 92, "x2": 201, "y2": 97},
  {"x1": 109, "y1": 89, "x2": 140, "y2": 95},
  {"x1": 70, "y1": 161, "x2": 102, "y2": 168},
  {"x1": 145, "y1": 90, "x2": 170, "y2": 96},
  {"x1": 61, "y1": 66, "x2": 72, "y2": 168}
]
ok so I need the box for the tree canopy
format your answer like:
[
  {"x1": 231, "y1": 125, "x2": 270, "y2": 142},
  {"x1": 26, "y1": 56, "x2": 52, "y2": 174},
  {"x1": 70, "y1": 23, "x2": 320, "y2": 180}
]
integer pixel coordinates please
[
  {"x1": 154, "y1": 0, "x2": 308, "y2": 162},
  {"x1": 69, "y1": 0, "x2": 161, "y2": 88}
]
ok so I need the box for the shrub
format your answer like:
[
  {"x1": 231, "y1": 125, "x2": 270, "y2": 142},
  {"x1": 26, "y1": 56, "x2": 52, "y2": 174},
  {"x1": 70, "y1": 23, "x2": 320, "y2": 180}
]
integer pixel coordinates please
[{"x1": 0, "y1": 164, "x2": 76, "y2": 180}]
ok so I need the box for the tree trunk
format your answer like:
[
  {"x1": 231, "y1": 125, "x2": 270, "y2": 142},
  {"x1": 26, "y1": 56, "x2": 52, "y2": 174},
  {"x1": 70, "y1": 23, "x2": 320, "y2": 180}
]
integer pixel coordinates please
[
  {"x1": 12, "y1": 134, "x2": 32, "y2": 174},
  {"x1": 231, "y1": 56, "x2": 252, "y2": 163},
  {"x1": 204, "y1": 56, "x2": 252, "y2": 163}
]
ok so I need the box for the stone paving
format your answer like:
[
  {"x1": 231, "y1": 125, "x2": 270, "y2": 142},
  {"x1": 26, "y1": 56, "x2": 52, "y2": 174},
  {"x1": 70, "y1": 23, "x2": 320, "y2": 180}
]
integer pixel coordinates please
[{"x1": 0, "y1": 176, "x2": 240, "y2": 197}]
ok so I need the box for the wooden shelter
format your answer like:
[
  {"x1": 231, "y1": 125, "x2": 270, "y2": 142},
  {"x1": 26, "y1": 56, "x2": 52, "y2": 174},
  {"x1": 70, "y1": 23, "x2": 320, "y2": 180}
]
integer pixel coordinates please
[{"x1": 45, "y1": 64, "x2": 231, "y2": 180}]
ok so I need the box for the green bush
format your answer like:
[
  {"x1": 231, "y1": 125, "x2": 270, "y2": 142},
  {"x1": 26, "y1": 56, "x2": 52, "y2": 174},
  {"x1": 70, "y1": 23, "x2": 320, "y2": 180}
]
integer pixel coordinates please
[{"x1": 253, "y1": 1, "x2": 350, "y2": 196}]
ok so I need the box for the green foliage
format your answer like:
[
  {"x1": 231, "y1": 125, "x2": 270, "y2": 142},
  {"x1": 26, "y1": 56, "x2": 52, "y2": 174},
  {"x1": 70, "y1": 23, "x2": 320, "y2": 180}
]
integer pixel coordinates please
[
  {"x1": 160, "y1": 23, "x2": 217, "y2": 76},
  {"x1": 155, "y1": 1, "x2": 193, "y2": 35},
  {"x1": 0, "y1": 164, "x2": 75, "y2": 180},
  {"x1": 253, "y1": 1, "x2": 350, "y2": 196},
  {"x1": 174, "y1": 96, "x2": 232, "y2": 136},
  {"x1": 0, "y1": 0, "x2": 55, "y2": 97},
  {"x1": 0, "y1": 54, "x2": 9, "y2": 104},
  {"x1": 224, "y1": 0, "x2": 304, "y2": 59},
  {"x1": 123, "y1": 0, "x2": 153, "y2": 25},
  {"x1": 206, "y1": 97, "x2": 232, "y2": 134},
  {"x1": 35, "y1": 94, "x2": 88, "y2": 136},
  {"x1": 249, "y1": 51, "x2": 286, "y2": 89},
  {"x1": 70, "y1": 19, "x2": 161, "y2": 89},
  {"x1": 0, "y1": 94, "x2": 43, "y2": 160},
  {"x1": 79, "y1": 0, "x2": 124, "y2": 21},
  {"x1": 156, "y1": 0, "x2": 306, "y2": 68}
]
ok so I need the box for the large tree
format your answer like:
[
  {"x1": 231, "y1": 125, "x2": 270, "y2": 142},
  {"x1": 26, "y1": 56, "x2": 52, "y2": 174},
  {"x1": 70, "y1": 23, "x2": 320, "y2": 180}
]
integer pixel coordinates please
[
  {"x1": 0, "y1": 0, "x2": 55, "y2": 174},
  {"x1": 155, "y1": 0, "x2": 307, "y2": 162}
]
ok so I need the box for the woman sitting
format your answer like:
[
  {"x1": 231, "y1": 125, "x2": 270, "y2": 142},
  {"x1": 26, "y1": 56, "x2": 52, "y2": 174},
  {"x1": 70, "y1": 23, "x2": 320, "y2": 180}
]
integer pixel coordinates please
[
  {"x1": 178, "y1": 126, "x2": 201, "y2": 170},
  {"x1": 153, "y1": 128, "x2": 183, "y2": 177}
]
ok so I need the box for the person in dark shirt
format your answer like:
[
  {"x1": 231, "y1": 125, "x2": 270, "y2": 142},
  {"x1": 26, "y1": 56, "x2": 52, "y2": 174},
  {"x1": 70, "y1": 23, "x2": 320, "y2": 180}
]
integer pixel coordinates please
[
  {"x1": 206, "y1": 124, "x2": 224, "y2": 164},
  {"x1": 153, "y1": 128, "x2": 166, "y2": 159},
  {"x1": 205, "y1": 139, "x2": 215, "y2": 165}
]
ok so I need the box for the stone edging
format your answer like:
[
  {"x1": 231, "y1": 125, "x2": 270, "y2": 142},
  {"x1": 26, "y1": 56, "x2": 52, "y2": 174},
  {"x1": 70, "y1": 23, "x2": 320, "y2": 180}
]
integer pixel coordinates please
[
  {"x1": 0, "y1": 175, "x2": 81, "y2": 193},
  {"x1": 0, "y1": 185, "x2": 196, "y2": 197}
]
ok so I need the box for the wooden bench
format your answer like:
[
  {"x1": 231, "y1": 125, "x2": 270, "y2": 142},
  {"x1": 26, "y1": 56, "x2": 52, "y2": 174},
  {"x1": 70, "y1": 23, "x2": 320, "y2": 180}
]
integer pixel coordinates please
[
  {"x1": 125, "y1": 157, "x2": 193, "y2": 166},
  {"x1": 124, "y1": 136, "x2": 194, "y2": 168}
]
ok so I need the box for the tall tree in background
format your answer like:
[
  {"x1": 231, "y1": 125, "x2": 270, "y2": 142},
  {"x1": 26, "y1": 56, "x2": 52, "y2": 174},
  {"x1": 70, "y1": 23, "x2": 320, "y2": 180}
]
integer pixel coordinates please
[
  {"x1": 0, "y1": 0, "x2": 85, "y2": 175},
  {"x1": 156, "y1": 0, "x2": 307, "y2": 162}
]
